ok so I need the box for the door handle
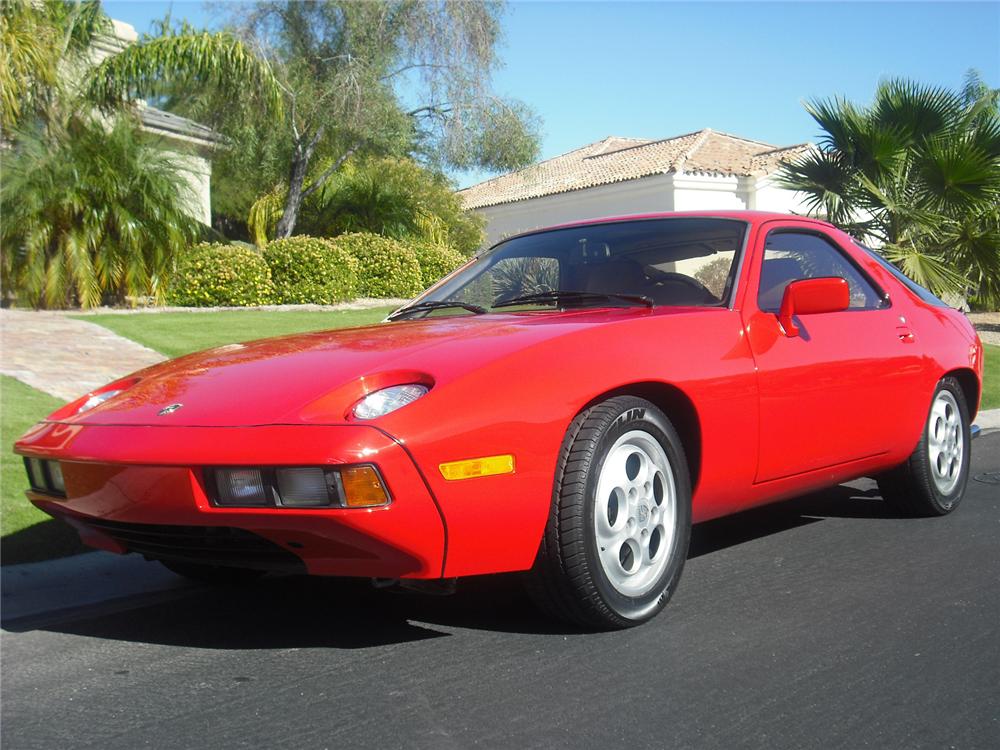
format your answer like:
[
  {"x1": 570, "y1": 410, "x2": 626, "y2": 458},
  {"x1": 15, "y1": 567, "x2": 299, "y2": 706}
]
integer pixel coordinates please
[{"x1": 896, "y1": 326, "x2": 915, "y2": 343}]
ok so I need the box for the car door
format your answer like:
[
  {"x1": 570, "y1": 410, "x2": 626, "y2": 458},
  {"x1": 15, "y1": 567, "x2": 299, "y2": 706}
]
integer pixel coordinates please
[{"x1": 743, "y1": 221, "x2": 925, "y2": 483}]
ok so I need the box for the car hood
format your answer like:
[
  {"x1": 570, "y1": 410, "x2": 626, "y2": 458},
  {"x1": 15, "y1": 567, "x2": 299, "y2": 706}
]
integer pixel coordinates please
[{"x1": 57, "y1": 309, "x2": 667, "y2": 427}]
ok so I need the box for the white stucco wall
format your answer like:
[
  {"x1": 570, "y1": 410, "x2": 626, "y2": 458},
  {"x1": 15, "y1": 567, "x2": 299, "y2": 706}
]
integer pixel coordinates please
[
  {"x1": 747, "y1": 175, "x2": 812, "y2": 214},
  {"x1": 164, "y1": 150, "x2": 213, "y2": 225},
  {"x1": 670, "y1": 174, "x2": 749, "y2": 211}
]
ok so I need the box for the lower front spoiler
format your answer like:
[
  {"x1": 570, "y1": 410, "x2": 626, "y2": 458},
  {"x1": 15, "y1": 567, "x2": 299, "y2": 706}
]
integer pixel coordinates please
[{"x1": 53, "y1": 512, "x2": 308, "y2": 574}]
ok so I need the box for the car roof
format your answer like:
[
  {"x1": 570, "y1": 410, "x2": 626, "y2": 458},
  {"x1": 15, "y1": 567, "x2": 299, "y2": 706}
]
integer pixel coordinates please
[{"x1": 496, "y1": 211, "x2": 836, "y2": 247}]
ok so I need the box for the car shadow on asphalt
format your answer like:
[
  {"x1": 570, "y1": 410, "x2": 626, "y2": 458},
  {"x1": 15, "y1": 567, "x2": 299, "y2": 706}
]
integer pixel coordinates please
[{"x1": 4, "y1": 481, "x2": 898, "y2": 647}]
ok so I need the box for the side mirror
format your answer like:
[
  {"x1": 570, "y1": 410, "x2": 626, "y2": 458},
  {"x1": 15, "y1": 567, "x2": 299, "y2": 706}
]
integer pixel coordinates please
[{"x1": 778, "y1": 277, "x2": 850, "y2": 337}]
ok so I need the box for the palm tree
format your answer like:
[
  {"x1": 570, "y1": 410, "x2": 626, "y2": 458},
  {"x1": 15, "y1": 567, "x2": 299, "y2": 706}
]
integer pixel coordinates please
[
  {"x1": 2, "y1": 117, "x2": 202, "y2": 307},
  {"x1": 1, "y1": 0, "x2": 278, "y2": 308},
  {"x1": 780, "y1": 73, "x2": 1000, "y2": 307}
]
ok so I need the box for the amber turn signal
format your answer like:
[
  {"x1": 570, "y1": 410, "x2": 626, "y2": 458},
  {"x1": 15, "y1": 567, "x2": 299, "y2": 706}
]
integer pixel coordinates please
[
  {"x1": 340, "y1": 465, "x2": 390, "y2": 507},
  {"x1": 439, "y1": 454, "x2": 515, "y2": 481}
]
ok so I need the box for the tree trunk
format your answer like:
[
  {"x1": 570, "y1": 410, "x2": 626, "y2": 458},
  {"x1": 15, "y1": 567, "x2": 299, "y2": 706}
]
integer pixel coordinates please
[
  {"x1": 274, "y1": 147, "x2": 312, "y2": 239},
  {"x1": 275, "y1": 124, "x2": 325, "y2": 238},
  {"x1": 274, "y1": 129, "x2": 362, "y2": 240}
]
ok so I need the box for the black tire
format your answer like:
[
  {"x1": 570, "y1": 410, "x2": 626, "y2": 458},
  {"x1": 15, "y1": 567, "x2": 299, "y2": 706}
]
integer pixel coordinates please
[
  {"x1": 877, "y1": 376, "x2": 971, "y2": 517},
  {"x1": 160, "y1": 560, "x2": 266, "y2": 585},
  {"x1": 526, "y1": 396, "x2": 692, "y2": 629}
]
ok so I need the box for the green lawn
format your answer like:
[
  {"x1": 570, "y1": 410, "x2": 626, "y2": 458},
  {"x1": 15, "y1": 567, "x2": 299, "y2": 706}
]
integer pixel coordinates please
[
  {"x1": 1, "y1": 376, "x2": 89, "y2": 564},
  {"x1": 73, "y1": 307, "x2": 395, "y2": 358},
  {"x1": 983, "y1": 343, "x2": 1000, "y2": 411}
]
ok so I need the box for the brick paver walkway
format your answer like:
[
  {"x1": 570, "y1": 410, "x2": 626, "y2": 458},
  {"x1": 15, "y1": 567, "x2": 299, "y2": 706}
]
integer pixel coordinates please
[{"x1": 1, "y1": 309, "x2": 166, "y2": 403}]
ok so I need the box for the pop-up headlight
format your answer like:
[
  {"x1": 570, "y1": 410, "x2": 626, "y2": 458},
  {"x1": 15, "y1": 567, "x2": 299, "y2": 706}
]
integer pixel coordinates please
[
  {"x1": 78, "y1": 389, "x2": 124, "y2": 414},
  {"x1": 353, "y1": 384, "x2": 429, "y2": 420}
]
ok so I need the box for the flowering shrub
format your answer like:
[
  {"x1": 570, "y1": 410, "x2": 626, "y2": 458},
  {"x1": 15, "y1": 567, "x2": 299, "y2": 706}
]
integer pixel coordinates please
[
  {"x1": 263, "y1": 236, "x2": 359, "y2": 304},
  {"x1": 166, "y1": 243, "x2": 274, "y2": 307},
  {"x1": 333, "y1": 232, "x2": 423, "y2": 298},
  {"x1": 407, "y1": 240, "x2": 468, "y2": 288}
]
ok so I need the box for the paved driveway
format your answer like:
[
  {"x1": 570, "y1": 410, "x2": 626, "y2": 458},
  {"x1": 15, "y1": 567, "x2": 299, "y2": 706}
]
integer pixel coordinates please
[{"x1": 0, "y1": 310, "x2": 164, "y2": 402}]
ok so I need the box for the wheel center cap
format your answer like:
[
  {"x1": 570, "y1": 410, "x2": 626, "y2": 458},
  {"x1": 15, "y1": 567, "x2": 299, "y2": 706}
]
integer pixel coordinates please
[{"x1": 637, "y1": 504, "x2": 649, "y2": 525}]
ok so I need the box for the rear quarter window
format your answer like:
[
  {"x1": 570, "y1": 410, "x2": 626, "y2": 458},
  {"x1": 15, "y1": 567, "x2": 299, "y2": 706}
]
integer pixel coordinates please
[{"x1": 858, "y1": 245, "x2": 950, "y2": 308}]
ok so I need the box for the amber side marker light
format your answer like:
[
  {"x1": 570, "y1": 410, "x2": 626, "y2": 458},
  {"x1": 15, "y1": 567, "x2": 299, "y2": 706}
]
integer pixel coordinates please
[
  {"x1": 439, "y1": 454, "x2": 515, "y2": 481},
  {"x1": 340, "y1": 465, "x2": 391, "y2": 507}
]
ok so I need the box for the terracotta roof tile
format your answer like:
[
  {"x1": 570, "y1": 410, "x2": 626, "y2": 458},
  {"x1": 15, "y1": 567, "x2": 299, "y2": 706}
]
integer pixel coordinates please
[{"x1": 458, "y1": 129, "x2": 810, "y2": 209}]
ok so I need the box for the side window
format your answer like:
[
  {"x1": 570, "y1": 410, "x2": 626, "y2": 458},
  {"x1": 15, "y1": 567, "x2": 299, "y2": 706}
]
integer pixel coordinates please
[{"x1": 758, "y1": 232, "x2": 883, "y2": 311}]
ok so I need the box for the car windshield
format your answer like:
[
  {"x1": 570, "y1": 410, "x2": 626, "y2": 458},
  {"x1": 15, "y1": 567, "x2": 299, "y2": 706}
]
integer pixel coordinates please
[{"x1": 395, "y1": 218, "x2": 748, "y2": 318}]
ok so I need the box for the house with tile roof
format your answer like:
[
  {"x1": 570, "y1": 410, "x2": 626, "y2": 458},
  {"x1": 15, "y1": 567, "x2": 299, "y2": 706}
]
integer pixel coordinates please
[{"x1": 458, "y1": 129, "x2": 813, "y2": 246}]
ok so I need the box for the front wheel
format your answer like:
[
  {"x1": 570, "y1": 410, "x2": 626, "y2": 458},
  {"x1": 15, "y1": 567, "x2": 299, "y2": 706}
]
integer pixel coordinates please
[
  {"x1": 526, "y1": 396, "x2": 692, "y2": 629},
  {"x1": 877, "y1": 376, "x2": 971, "y2": 517}
]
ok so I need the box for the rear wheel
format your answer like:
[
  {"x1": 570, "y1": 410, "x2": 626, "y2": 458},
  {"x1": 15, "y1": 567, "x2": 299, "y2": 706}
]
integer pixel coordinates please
[
  {"x1": 877, "y1": 376, "x2": 971, "y2": 517},
  {"x1": 526, "y1": 396, "x2": 692, "y2": 629},
  {"x1": 161, "y1": 560, "x2": 266, "y2": 585}
]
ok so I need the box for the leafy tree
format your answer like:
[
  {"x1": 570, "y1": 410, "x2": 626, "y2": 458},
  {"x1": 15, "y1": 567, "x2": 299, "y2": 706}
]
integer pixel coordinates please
[
  {"x1": 90, "y1": 1, "x2": 540, "y2": 238},
  {"x1": 780, "y1": 72, "x2": 1000, "y2": 306}
]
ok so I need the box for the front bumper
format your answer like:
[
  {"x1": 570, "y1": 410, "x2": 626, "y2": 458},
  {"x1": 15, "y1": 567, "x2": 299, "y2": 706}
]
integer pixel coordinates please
[{"x1": 16, "y1": 422, "x2": 446, "y2": 579}]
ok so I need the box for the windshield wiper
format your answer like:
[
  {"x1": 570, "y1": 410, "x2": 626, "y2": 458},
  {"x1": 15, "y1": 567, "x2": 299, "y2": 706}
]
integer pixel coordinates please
[
  {"x1": 492, "y1": 290, "x2": 653, "y2": 309},
  {"x1": 387, "y1": 300, "x2": 488, "y2": 321}
]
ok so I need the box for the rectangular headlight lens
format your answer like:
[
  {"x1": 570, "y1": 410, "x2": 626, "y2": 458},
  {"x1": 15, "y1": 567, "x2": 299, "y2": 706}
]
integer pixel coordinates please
[
  {"x1": 214, "y1": 468, "x2": 271, "y2": 506},
  {"x1": 275, "y1": 468, "x2": 336, "y2": 507},
  {"x1": 25, "y1": 458, "x2": 46, "y2": 491},
  {"x1": 47, "y1": 461, "x2": 65, "y2": 494}
]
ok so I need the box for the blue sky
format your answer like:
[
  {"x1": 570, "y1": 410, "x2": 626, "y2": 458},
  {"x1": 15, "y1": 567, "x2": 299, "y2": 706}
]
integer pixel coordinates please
[{"x1": 103, "y1": 1, "x2": 1000, "y2": 187}]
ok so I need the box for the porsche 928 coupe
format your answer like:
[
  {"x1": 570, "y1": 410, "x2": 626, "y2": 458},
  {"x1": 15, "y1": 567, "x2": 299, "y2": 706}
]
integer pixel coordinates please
[{"x1": 15, "y1": 211, "x2": 984, "y2": 629}]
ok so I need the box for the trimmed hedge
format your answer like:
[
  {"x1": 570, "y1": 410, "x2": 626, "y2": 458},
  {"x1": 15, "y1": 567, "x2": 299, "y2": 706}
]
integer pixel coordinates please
[
  {"x1": 263, "y1": 236, "x2": 359, "y2": 304},
  {"x1": 408, "y1": 240, "x2": 467, "y2": 288},
  {"x1": 333, "y1": 232, "x2": 424, "y2": 298},
  {"x1": 167, "y1": 243, "x2": 273, "y2": 307}
]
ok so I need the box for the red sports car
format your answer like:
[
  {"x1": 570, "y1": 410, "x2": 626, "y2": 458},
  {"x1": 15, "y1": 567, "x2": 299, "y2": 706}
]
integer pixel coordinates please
[{"x1": 15, "y1": 211, "x2": 984, "y2": 628}]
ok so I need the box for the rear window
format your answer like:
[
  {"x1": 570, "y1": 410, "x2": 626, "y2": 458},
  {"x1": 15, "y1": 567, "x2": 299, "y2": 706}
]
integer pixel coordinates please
[{"x1": 859, "y1": 245, "x2": 949, "y2": 308}]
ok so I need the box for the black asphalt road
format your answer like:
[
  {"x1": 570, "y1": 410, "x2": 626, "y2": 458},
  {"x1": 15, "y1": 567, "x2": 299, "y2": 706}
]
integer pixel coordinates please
[{"x1": 4, "y1": 434, "x2": 999, "y2": 750}]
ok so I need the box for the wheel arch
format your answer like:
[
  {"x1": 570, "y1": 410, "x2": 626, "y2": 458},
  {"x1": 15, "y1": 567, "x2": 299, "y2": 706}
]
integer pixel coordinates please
[
  {"x1": 944, "y1": 367, "x2": 980, "y2": 420},
  {"x1": 578, "y1": 382, "x2": 703, "y2": 493}
]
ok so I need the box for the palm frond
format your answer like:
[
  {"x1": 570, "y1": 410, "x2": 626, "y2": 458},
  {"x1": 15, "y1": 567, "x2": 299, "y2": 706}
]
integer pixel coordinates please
[
  {"x1": 880, "y1": 242, "x2": 971, "y2": 298},
  {"x1": 85, "y1": 30, "x2": 285, "y2": 117}
]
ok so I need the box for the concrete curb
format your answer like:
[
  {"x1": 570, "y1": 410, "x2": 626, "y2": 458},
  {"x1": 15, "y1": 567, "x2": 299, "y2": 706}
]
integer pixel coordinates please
[
  {"x1": 975, "y1": 407, "x2": 1000, "y2": 433},
  {"x1": 1, "y1": 551, "x2": 188, "y2": 624}
]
